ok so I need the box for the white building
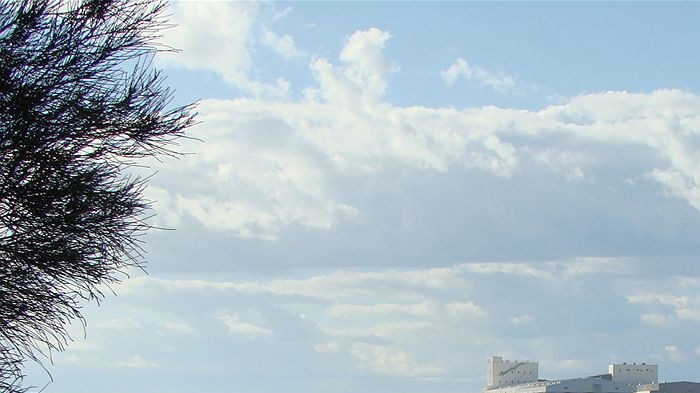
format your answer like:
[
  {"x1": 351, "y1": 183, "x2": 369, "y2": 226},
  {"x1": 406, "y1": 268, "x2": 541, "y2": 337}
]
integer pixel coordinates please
[
  {"x1": 637, "y1": 383, "x2": 700, "y2": 393},
  {"x1": 484, "y1": 376, "x2": 636, "y2": 393},
  {"x1": 487, "y1": 356, "x2": 539, "y2": 389},
  {"x1": 609, "y1": 363, "x2": 658, "y2": 385},
  {"x1": 482, "y1": 357, "x2": 698, "y2": 393}
]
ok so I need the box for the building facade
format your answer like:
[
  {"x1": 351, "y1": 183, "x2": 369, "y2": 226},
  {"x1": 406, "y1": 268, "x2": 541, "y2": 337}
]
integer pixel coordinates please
[
  {"x1": 637, "y1": 383, "x2": 700, "y2": 393},
  {"x1": 487, "y1": 356, "x2": 539, "y2": 389},
  {"x1": 608, "y1": 363, "x2": 658, "y2": 385},
  {"x1": 484, "y1": 357, "x2": 698, "y2": 393}
]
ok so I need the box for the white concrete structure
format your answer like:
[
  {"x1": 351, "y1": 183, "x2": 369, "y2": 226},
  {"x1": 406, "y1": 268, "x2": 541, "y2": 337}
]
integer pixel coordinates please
[
  {"x1": 483, "y1": 356, "x2": 667, "y2": 393},
  {"x1": 485, "y1": 377, "x2": 637, "y2": 393},
  {"x1": 609, "y1": 363, "x2": 658, "y2": 385},
  {"x1": 487, "y1": 356, "x2": 539, "y2": 389},
  {"x1": 637, "y1": 382, "x2": 700, "y2": 393}
]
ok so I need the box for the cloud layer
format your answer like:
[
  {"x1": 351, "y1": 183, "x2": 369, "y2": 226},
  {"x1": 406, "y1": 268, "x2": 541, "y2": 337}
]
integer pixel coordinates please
[
  {"x1": 31, "y1": 259, "x2": 700, "y2": 393},
  {"x1": 153, "y1": 26, "x2": 700, "y2": 242}
]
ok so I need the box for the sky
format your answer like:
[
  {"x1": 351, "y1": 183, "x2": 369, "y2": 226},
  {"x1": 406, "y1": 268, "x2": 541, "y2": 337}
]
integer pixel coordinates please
[{"x1": 24, "y1": 2, "x2": 700, "y2": 393}]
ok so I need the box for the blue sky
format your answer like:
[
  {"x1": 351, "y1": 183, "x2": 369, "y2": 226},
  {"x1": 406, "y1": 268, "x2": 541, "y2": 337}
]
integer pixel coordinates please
[{"x1": 25, "y1": 2, "x2": 700, "y2": 393}]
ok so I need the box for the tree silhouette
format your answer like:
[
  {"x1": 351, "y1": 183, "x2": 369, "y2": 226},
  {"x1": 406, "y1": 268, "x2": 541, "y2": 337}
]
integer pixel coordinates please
[{"x1": 0, "y1": 0, "x2": 196, "y2": 390}]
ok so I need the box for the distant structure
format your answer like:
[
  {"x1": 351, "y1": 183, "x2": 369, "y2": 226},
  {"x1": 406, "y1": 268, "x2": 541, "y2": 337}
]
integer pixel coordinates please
[
  {"x1": 487, "y1": 356, "x2": 539, "y2": 389},
  {"x1": 484, "y1": 356, "x2": 699, "y2": 393},
  {"x1": 608, "y1": 363, "x2": 658, "y2": 386}
]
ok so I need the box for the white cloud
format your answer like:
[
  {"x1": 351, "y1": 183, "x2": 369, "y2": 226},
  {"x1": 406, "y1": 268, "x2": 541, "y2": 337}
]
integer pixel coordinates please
[
  {"x1": 159, "y1": 2, "x2": 253, "y2": 81},
  {"x1": 159, "y1": 2, "x2": 290, "y2": 98},
  {"x1": 174, "y1": 194, "x2": 278, "y2": 240},
  {"x1": 676, "y1": 276, "x2": 700, "y2": 287},
  {"x1": 117, "y1": 355, "x2": 157, "y2": 368},
  {"x1": 152, "y1": 112, "x2": 359, "y2": 238},
  {"x1": 158, "y1": 89, "x2": 700, "y2": 238},
  {"x1": 314, "y1": 341, "x2": 340, "y2": 354},
  {"x1": 640, "y1": 314, "x2": 668, "y2": 326},
  {"x1": 509, "y1": 315, "x2": 533, "y2": 325},
  {"x1": 323, "y1": 321, "x2": 433, "y2": 339},
  {"x1": 463, "y1": 262, "x2": 553, "y2": 278},
  {"x1": 626, "y1": 294, "x2": 691, "y2": 308},
  {"x1": 144, "y1": 186, "x2": 181, "y2": 228},
  {"x1": 152, "y1": 17, "x2": 700, "y2": 239},
  {"x1": 665, "y1": 345, "x2": 687, "y2": 362},
  {"x1": 261, "y1": 29, "x2": 303, "y2": 60},
  {"x1": 350, "y1": 343, "x2": 443, "y2": 377},
  {"x1": 123, "y1": 262, "x2": 468, "y2": 304},
  {"x1": 56, "y1": 258, "x2": 700, "y2": 391},
  {"x1": 337, "y1": 28, "x2": 398, "y2": 100},
  {"x1": 625, "y1": 277, "x2": 700, "y2": 326},
  {"x1": 461, "y1": 258, "x2": 630, "y2": 280},
  {"x1": 327, "y1": 301, "x2": 435, "y2": 318},
  {"x1": 272, "y1": 5, "x2": 292, "y2": 22},
  {"x1": 306, "y1": 28, "x2": 398, "y2": 107},
  {"x1": 676, "y1": 308, "x2": 700, "y2": 322},
  {"x1": 442, "y1": 58, "x2": 520, "y2": 94},
  {"x1": 649, "y1": 169, "x2": 700, "y2": 211},
  {"x1": 561, "y1": 257, "x2": 634, "y2": 276},
  {"x1": 220, "y1": 314, "x2": 271, "y2": 335},
  {"x1": 531, "y1": 148, "x2": 587, "y2": 182},
  {"x1": 446, "y1": 301, "x2": 485, "y2": 318}
]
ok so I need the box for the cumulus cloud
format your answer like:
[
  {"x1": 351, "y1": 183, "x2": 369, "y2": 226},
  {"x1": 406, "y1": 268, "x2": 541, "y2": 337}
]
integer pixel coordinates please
[
  {"x1": 328, "y1": 302, "x2": 435, "y2": 318},
  {"x1": 158, "y1": 2, "x2": 253, "y2": 82},
  {"x1": 129, "y1": 265, "x2": 469, "y2": 302},
  {"x1": 640, "y1": 313, "x2": 668, "y2": 326},
  {"x1": 462, "y1": 257, "x2": 632, "y2": 280},
  {"x1": 271, "y1": 5, "x2": 292, "y2": 22},
  {"x1": 676, "y1": 308, "x2": 700, "y2": 322},
  {"x1": 337, "y1": 28, "x2": 398, "y2": 100},
  {"x1": 159, "y1": 1, "x2": 290, "y2": 98},
  {"x1": 531, "y1": 148, "x2": 586, "y2": 182},
  {"x1": 625, "y1": 276, "x2": 700, "y2": 326},
  {"x1": 351, "y1": 343, "x2": 443, "y2": 376},
  {"x1": 50, "y1": 258, "x2": 700, "y2": 391},
  {"x1": 144, "y1": 185, "x2": 181, "y2": 228},
  {"x1": 149, "y1": 109, "x2": 360, "y2": 239},
  {"x1": 261, "y1": 29, "x2": 303, "y2": 60},
  {"x1": 665, "y1": 345, "x2": 687, "y2": 362},
  {"x1": 155, "y1": 91, "x2": 700, "y2": 240},
  {"x1": 442, "y1": 57, "x2": 521, "y2": 94},
  {"x1": 446, "y1": 301, "x2": 485, "y2": 318},
  {"x1": 220, "y1": 314, "x2": 271, "y2": 335},
  {"x1": 649, "y1": 169, "x2": 700, "y2": 211},
  {"x1": 314, "y1": 341, "x2": 340, "y2": 354},
  {"x1": 322, "y1": 321, "x2": 433, "y2": 339},
  {"x1": 626, "y1": 293, "x2": 692, "y2": 309},
  {"x1": 151, "y1": 18, "x2": 700, "y2": 240},
  {"x1": 509, "y1": 315, "x2": 533, "y2": 325}
]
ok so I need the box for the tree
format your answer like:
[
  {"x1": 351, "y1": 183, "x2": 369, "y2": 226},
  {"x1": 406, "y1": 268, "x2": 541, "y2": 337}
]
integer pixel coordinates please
[{"x1": 0, "y1": 0, "x2": 196, "y2": 390}]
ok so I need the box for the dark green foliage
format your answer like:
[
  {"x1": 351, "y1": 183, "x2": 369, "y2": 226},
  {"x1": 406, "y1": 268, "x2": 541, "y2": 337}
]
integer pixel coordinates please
[{"x1": 0, "y1": 1, "x2": 196, "y2": 390}]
